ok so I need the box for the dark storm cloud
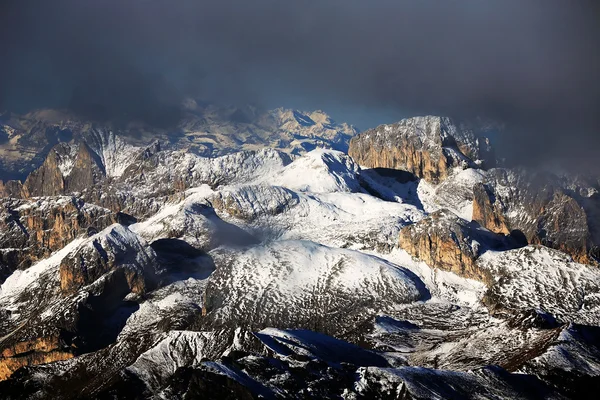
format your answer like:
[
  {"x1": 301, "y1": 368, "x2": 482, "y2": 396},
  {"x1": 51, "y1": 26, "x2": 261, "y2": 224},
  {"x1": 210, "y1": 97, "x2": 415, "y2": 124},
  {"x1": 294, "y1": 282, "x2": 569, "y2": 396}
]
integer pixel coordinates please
[{"x1": 0, "y1": 0, "x2": 598, "y2": 169}]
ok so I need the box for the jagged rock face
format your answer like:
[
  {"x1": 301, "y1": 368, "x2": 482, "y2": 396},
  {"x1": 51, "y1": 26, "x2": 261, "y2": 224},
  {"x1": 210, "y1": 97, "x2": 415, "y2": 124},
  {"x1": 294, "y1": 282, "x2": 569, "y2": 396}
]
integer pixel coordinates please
[
  {"x1": 349, "y1": 116, "x2": 494, "y2": 184},
  {"x1": 1, "y1": 144, "x2": 600, "y2": 398},
  {"x1": 59, "y1": 224, "x2": 158, "y2": 295},
  {"x1": 1, "y1": 326, "x2": 565, "y2": 400},
  {"x1": 0, "y1": 337, "x2": 74, "y2": 381},
  {"x1": 0, "y1": 180, "x2": 24, "y2": 199},
  {"x1": 0, "y1": 197, "x2": 115, "y2": 282},
  {"x1": 472, "y1": 169, "x2": 599, "y2": 264},
  {"x1": 0, "y1": 225, "x2": 162, "y2": 382},
  {"x1": 21, "y1": 146, "x2": 65, "y2": 197},
  {"x1": 398, "y1": 209, "x2": 506, "y2": 283},
  {"x1": 472, "y1": 182, "x2": 511, "y2": 234},
  {"x1": 22, "y1": 143, "x2": 105, "y2": 198},
  {"x1": 0, "y1": 105, "x2": 357, "y2": 180},
  {"x1": 7, "y1": 133, "x2": 294, "y2": 221},
  {"x1": 64, "y1": 143, "x2": 105, "y2": 193}
]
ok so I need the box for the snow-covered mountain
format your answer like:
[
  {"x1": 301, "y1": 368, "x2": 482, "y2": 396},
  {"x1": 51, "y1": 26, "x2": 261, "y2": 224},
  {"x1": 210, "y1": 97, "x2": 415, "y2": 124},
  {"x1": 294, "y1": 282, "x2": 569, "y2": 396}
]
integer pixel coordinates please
[
  {"x1": 0, "y1": 104, "x2": 357, "y2": 181},
  {"x1": 0, "y1": 114, "x2": 599, "y2": 399}
]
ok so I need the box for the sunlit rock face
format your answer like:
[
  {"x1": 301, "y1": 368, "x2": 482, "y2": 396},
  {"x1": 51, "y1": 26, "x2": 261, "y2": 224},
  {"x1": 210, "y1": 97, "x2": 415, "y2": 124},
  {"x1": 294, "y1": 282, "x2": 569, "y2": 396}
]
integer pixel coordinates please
[
  {"x1": 58, "y1": 224, "x2": 158, "y2": 295},
  {"x1": 349, "y1": 116, "x2": 494, "y2": 184},
  {"x1": 0, "y1": 197, "x2": 116, "y2": 282},
  {"x1": 398, "y1": 209, "x2": 505, "y2": 284},
  {"x1": 472, "y1": 169, "x2": 600, "y2": 265}
]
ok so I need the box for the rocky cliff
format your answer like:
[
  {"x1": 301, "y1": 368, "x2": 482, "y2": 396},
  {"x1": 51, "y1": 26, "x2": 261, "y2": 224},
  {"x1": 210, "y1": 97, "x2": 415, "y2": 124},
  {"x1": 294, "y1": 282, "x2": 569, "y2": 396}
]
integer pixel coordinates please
[
  {"x1": 349, "y1": 116, "x2": 494, "y2": 184},
  {"x1": 0, "y1": 337, "x2": 74, "y2": 381},
  {"x1": 59, "y1": 224, "x2": 158, "y2": 295},
  {"x1": 22, "y1": 142, "x2": 105, "y2": 198},
  {"x1": 472, "y1": 169, "x2": 599, "y2": 264},
  {"x1": 398, "y1": 209, "x2": 504, "y2": 283},
  {"x1": 0, "y1": 181, "x2": 25, "y2": 199},
  {"x1": 0, "y1": 224, "x2": 160, "y2": 381},
  {"x1": 1, "y1": 117, "x2": 600, "y2": 398},
  {"x1": 0, "y1": 197, "x2": 116, "y2": 283}
]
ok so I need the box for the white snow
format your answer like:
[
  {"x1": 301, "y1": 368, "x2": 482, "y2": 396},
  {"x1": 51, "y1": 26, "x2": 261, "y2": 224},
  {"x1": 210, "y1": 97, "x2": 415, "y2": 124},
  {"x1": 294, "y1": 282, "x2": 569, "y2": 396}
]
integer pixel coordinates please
[
  {"x1": 208, "y1": 240, "x2": 426, "y2": 324},
  {"x1": 0, "y1": 237, "x2": 85, "y2": 300},
  {"x1": 267, "y1": 149, "x2": 361, "y2": 193},
  {"x1": 371, "y1": 248, "x2": 486, "y2": 308},
  {"x1": 56, "y1": 145, "x2": 79, "y2": 177},
  {"x1": 478, "y1": 245, "x2": 600, "y2": 325}
]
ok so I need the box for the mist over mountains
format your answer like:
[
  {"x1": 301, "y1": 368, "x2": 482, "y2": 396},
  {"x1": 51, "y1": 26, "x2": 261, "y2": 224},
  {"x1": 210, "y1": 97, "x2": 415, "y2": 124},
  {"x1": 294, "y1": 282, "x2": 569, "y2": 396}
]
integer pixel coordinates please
[{"x1": 1, "y1": 0, "x2": 598, "y2": 172}]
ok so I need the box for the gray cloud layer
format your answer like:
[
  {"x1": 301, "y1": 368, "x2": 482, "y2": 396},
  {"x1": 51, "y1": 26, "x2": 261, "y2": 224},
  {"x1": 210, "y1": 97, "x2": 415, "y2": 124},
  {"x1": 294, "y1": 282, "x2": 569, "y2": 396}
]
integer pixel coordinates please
[{"x1": 1, "y1": 0, "x2": 598, "y2": 170}]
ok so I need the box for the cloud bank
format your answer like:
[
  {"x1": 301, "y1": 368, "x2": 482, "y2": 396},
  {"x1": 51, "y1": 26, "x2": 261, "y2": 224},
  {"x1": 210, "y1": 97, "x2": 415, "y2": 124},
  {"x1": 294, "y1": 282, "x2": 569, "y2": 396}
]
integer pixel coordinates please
[{"x1": 0, "y1": 0, "x2": 598, "y2": 170}]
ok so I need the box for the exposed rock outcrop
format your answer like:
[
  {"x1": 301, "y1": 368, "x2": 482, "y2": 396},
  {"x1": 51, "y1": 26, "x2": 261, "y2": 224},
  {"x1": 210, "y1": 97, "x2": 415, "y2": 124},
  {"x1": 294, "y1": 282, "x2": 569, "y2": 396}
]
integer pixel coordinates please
[
  {"x1": 0, "y1": 348, "x2": 73, "y2": 382},
  {"x1": 23, "y1": 142, "x2": 105, "y2": 198},
  {"x1": 349, "y1": 116, "x2": 494, "y2": 184},
  {"x1": 0, "y1": 336, "x2": 74, "y2": 381},
  {"x1": 0, "y1": 180, "x2": 25, "y2": 199},
  {"x1": 0, "y1": 225, "x2": 160, "y2": 382},
  {"x1": 59, "y1": 224, "x2": 158, "y2": 295},
  {"x1": 472, "y1": 183, "x2": 510, "y2": 234},
  {"x1": 472, "y1": 169, "x2": 599, "y2": 264},
  {"x1": 399, "y1": 209, "x2": 507, "y2": 283},
  {"x1": 0, "y1": 197, "x2": 116, "y2": 282}
]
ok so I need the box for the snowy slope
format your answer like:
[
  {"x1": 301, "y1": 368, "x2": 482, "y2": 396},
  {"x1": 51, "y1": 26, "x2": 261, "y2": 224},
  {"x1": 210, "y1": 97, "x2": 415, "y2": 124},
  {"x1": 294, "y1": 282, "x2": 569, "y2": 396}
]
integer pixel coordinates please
[
  {"x1": 205, "y1": 240, "x2": 428, "y2": 333},
  {"x1": 479, "y1": 245, "x2": 600, "y2": 325},
  {"x1": 267, "y1": 149, "x2": 362, "y2": 193}
]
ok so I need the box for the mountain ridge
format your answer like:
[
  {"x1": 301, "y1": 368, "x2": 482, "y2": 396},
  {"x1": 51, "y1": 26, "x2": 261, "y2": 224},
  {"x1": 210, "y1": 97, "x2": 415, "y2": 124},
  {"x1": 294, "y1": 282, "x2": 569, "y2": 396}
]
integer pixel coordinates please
[{"x1": 0, "y1": 110, "x2": 599, "y2": 398}]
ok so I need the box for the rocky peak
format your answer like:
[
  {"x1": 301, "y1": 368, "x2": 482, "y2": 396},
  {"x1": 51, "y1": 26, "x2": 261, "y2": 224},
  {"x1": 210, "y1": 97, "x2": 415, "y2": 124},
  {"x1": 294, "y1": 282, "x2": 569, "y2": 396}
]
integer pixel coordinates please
[
  {"x1": 12, "y1": 127, "x2": 146, "y2": 200},
  {"x1": 349, "y1": 116, "x2": 495, "y2": 184},
  {"x1": 22, "y1": 141, "x2": 105, "y2": 198},
  {"x1": 398, "y1": 209, "x2": 513, "y2": 283},
  {"x1": 472, "y1": 169, "x2": 599, "y2": 265},
  {"x1": 22, "y1": 146, "x2": 66, "y2": 197}
]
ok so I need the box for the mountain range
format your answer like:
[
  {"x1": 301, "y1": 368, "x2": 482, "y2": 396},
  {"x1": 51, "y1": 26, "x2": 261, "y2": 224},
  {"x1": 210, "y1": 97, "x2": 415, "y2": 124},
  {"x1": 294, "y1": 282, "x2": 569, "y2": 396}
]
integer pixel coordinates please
[{"x1": 0, "y1": 108, "x2": 599, "y2": 399}]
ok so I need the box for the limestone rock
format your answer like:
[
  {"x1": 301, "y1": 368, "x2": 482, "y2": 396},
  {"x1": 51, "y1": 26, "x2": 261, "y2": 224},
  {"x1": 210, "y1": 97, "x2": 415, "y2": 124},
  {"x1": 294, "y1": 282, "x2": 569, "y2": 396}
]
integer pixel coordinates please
[
  {"x1": 0, "y1": 337, "x2": 73, "y2": 381},
  {"x1": 59, "y1": 224, "x2": 158, "y2": 295},
  {"x1": 348, "y1": 116, "x2": 494, "y2": 184},
  {"x1": 23, "y1": 142, "x2": 105, "y2": 198},
  {"x1": 0, "y1": 180, "x2": 25, "y2": 199},
  {"x1": 0, "y1": 197, "x2": 116, "y2": 283},
  {"x1": 472, "y1": 169, "x2": 599, "y2": 264},
  {"x1": 472, "y1": 183, "x2": 510, "y2": 235},
  {"x1": 399, "y1": 209, "x2": 506, "y2": 283}
]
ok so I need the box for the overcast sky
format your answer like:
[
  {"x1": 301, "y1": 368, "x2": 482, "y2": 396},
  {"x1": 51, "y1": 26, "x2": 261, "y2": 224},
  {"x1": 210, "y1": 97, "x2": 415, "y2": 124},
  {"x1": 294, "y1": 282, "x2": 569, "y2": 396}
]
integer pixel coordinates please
[{"x1": 1, "y1": 0, "x2": 598, "y2": 170}]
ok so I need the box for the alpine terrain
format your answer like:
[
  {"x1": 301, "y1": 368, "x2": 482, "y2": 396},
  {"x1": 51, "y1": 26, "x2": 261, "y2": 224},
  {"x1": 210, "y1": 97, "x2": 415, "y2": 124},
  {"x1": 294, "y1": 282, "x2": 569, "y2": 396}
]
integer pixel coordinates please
[{"x1": 0, "y1": 110, "x2": 599, "y2": 399}]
